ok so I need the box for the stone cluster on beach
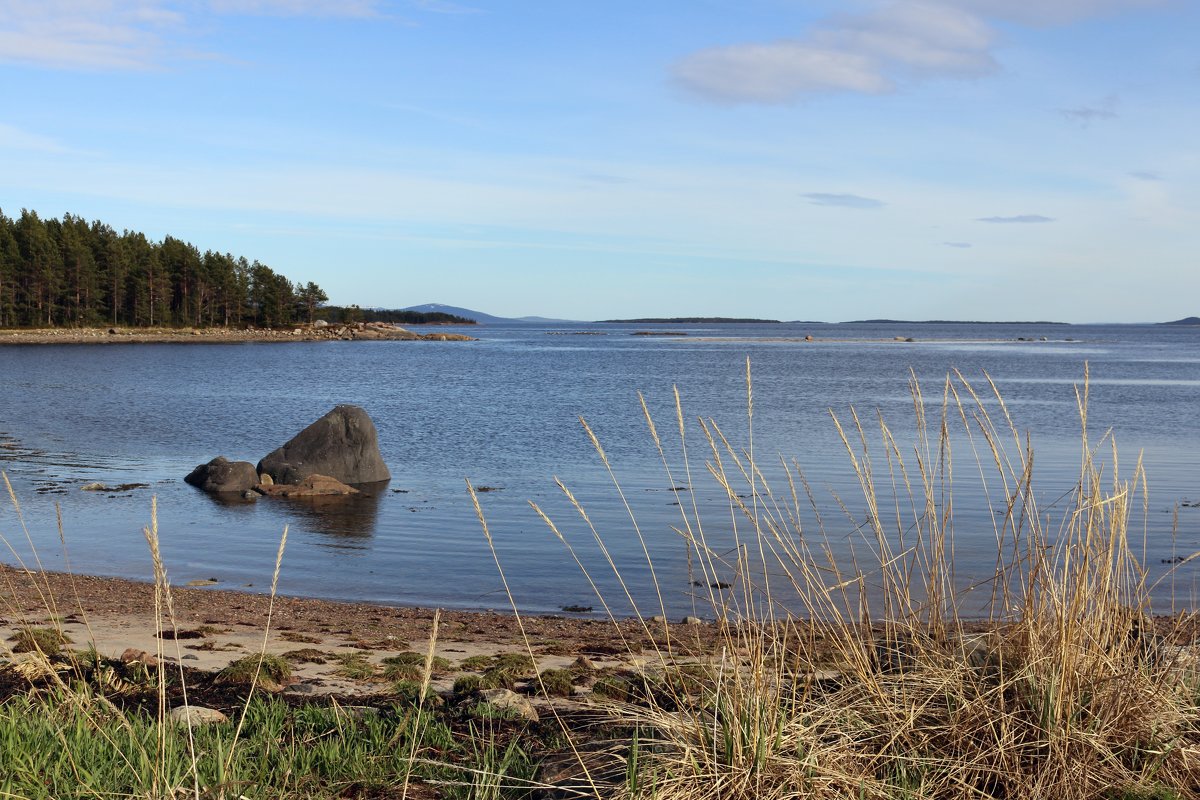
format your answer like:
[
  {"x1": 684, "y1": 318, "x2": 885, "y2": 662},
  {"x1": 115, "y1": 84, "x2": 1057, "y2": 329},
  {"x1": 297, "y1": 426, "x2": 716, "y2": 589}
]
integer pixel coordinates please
[{"x1": 184, "y1": 404, "x2": 389, "y2": 498}]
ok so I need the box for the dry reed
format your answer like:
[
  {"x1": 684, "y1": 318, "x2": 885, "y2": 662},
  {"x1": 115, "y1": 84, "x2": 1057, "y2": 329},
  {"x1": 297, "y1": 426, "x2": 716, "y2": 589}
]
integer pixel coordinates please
[{"x1": 516, "y1": 363, "x2": 1200, "y2": 800}]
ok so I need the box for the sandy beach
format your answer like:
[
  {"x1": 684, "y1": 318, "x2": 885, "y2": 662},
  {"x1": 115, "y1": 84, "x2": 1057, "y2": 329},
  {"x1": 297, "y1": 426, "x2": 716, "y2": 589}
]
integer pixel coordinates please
[{"x1": 0, "y1": 564, "x2": 697, "y2": 703}]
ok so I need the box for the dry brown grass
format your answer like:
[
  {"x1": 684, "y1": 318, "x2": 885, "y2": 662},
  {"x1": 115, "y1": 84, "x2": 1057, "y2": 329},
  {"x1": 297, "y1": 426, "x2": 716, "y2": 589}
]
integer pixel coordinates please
[{"x1": 514, "y1": 364, "x2": 1200, "y2": 800}]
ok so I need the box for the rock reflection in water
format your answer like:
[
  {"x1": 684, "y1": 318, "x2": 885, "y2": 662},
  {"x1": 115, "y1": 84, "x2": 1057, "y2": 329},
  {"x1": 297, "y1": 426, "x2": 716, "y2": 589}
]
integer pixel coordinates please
[
  {"x1": 276, "y1": 482, "x2": 387, "y2": 545},
  {"x1": 201, "y1": 491, "x2": 261, "y2": 509},
  {"x1": 197, "y1": 482, "x2": 387, "y2": 548}
]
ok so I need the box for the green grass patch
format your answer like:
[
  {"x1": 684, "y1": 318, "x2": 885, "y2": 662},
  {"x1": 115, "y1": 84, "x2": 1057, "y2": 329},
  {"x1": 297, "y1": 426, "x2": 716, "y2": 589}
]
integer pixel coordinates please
[
  {"x1": 459, "y1": 654, "x2": 494, "y2": 672},
  {"x1": 381, "y1": 651, "x2": 452, "y2": 681},
  {"x1": 0, "y1": 691, "x2": 535, "y2": 799},
  {"x1": 453, "y1": 674, "x2": 483, "y2": 696},
  {"x1": 214, "y1": 653, "x2": 292, "y2": 692},
  {"x1": 9, "y1": 627, "x2": 72, "y2": 656},
  {"x1": 535, "y1": 668, "x2": 576, "y2": 697},
  {"x1": 332, "y1": 651, "x2": 377, "y2": 681}
]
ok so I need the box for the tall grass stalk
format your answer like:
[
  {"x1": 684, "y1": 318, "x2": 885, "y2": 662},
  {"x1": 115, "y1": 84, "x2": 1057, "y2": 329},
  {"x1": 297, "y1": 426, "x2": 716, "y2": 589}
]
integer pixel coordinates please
[
  {"x1": 471, "y1": 479, "x2": 602, "y2": 797},
  {"x1": 1, "y1": 486, "x2": 299, "y2": 799},
  {"x1": 220, "y1": 520, "x2": 288, "y2": 782},
  {"x1": 504, "y1": 366, "x2": 1200, "y2": 800},
  {"x1": 400, "y1": 606, "x2": 440, "y2": 800}
]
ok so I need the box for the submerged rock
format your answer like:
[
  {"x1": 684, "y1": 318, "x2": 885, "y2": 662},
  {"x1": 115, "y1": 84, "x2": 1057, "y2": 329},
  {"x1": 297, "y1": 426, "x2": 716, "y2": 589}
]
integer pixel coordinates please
[
  {"x1": 184, "y1": 456, "x2": 260, "y2": 494},
  {"x1": 258, "y1": 405, "x2": 390, "y2": 485},
  {"x1": 256, "y1": 474, "x2": 361, "y2": 497}
]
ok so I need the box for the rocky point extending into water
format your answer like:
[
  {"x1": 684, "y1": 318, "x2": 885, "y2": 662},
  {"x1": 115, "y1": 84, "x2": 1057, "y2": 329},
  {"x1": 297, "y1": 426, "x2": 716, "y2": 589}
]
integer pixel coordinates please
[{"x1": 0, "y1": 321, "x2": 475, "y2": 345}]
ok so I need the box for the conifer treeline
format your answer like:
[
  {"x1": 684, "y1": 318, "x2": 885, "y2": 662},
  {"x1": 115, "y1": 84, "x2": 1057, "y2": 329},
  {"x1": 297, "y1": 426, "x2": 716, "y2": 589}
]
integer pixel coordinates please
[{"x1": 0, "y1": 209, "x2": 328, "y2": 329}]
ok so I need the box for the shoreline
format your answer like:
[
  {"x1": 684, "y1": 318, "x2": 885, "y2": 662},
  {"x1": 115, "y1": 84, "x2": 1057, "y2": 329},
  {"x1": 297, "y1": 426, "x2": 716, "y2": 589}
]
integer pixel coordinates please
[
  {"x1": 0, "y1": 324, "x2": 474, "y2": 345},
  {"x1": 0, "y1": 563, "x2": 667, "y2": 700},
  {"x1": 6, "y1": 563, "x2": 1196, "y2": 690}
]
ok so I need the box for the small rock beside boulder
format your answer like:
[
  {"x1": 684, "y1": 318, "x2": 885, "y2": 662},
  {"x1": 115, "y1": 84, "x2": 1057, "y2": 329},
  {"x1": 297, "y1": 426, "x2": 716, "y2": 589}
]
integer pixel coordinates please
[
  {"x1": 184, "y1": 457, "x2": 260, "y2": 494},
  {"x1": 257, "y1": 474, "x2": 360, "y2": 498},
  {"x1": 258, "y1": 404, "x2": 390, "y2": 486}
]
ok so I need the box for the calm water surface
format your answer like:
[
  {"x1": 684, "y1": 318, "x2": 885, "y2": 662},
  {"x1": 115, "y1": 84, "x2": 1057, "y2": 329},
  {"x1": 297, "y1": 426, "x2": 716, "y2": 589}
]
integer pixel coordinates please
[{"x1": 1, "y1": 322, "x2": 1198, "y2": 616}]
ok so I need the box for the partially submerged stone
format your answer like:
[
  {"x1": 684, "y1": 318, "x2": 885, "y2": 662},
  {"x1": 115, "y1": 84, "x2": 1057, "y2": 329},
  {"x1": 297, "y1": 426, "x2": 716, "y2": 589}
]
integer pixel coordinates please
[
  {"x1": 184, "y1": 456, "x2": 260, "y2": 494},
  {"x1": 81, "y1": 481, "x2": 150, "y2": 492},
  {"x1": 256, "y1": 474, "x2": 360, "y2": 497}
]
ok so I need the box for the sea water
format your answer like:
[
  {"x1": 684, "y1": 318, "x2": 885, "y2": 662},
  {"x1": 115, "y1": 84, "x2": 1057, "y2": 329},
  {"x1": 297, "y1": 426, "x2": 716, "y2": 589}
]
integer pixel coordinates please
[{"x1": 1, "y1": 321, "x2": 1197, "y2": 616}]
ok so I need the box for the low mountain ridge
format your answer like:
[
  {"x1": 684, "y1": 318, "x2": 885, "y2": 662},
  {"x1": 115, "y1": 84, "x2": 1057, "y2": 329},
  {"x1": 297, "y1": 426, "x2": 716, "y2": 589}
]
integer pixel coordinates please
[{"x1": 402, "y1": 304, "x2": 575, "y2": 324}]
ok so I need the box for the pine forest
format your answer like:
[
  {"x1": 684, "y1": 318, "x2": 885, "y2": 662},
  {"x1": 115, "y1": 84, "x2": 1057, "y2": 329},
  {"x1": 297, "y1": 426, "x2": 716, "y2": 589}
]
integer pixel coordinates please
[{"x1": 0, "y1": 209, "x2": 328, "y2": 329}]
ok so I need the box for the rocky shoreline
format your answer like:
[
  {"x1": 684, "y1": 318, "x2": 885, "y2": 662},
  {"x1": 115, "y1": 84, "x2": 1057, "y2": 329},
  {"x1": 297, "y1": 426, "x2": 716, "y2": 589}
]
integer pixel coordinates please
[{"x1": 0, "y1": 322, "x2": 475, "y2": 345}]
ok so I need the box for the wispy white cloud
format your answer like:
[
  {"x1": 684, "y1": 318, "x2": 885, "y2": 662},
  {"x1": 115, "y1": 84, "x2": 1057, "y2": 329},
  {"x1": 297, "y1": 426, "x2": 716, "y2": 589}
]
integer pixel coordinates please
[
  {"x1": 674, "y1": 43, "x2": 889, "y2": 102},
  {"x1": 955, "y1": 0, "x2": 1169, "y2": 26},
  {"x1": 0, "y1": 0, "x2": 389, "y2": 70},
  {"x1": 828, "y1": 3, "x2": 995, "y2": 77},
  {"x1": 208, "y1": 0, "x2": 385, "y2": 17},
  {"x1": 943, "y1": 241, "x2": 973, "y2": 247},
  {"x1": 0, "y1": 1, "x2": 179, "y2": 70},
  {"x1": 976, "y1": 214, "x2": 1055, "y2": 223},
  {"x1": 675, "y1": 2, "x2": 995, "y2": 103},
  {"x1": 803, "y1": 192, "x2": 886, "y2": 209},
  {"x1": 409, "y1": 0, "x2": 479, "y2": 14},
  {"x1": 674, "y1": 0, "x2": 1167, "y2": 104}
]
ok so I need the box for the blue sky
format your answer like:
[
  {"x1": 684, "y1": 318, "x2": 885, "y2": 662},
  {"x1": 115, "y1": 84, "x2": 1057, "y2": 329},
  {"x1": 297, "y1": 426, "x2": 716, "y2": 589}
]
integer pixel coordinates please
[{"x1": 1, "y1": 0, "x2": 1197, "y2": 322}]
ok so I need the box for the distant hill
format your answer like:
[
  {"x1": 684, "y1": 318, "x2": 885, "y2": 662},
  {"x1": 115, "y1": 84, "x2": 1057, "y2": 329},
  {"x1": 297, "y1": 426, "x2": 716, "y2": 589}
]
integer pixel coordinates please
[
  {"x1": 325, "y1": 306, "x2": 473, "y2": 324},
  {"x1": 402, "y1": 304, "x2": 576, "y2": 324},
  {"x1": 1162, "y1": 316, "x2": 1200, "y2": 326},
  {"x1": 601, "y1": 317, "x2": 781, "y2": 324}
]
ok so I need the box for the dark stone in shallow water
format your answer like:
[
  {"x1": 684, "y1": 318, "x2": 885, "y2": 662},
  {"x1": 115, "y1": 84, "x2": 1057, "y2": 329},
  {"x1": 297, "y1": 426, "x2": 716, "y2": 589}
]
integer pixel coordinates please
[
  {"x1": 184, "y1": 457, "x2": 259, "y2": 494},
  {"x1": 257, "y1": 405, "x2": 390, "y2": 486}
]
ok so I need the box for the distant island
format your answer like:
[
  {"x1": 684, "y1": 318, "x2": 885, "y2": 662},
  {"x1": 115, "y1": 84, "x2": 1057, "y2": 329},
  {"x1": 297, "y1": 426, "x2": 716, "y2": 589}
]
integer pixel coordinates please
[
  {"x1": 847, "y1": 319, "x2": 1067, "y2": 325},
  {"x1": 402, "y1": 303, "x2": 575, "y2": 325},
  {"x1": 1162, "y1": 317, "x2": 1200, "y2": 326},
  {"x1": 601, "y1": 317, "x2": 782, "y2": 324},
  {"x1": 322, "y1": 307, "x2": 475, "y2": 325}
]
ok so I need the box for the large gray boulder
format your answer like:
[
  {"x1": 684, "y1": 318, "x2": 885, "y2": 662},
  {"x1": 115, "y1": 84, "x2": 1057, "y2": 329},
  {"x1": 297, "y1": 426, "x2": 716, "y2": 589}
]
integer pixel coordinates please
[
  {"x1": 184, "y1": 456, "x2": 260, "y2": 494},
  {"x1": 257, "y1": 405, "x2": 390, "y2": 485}
]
